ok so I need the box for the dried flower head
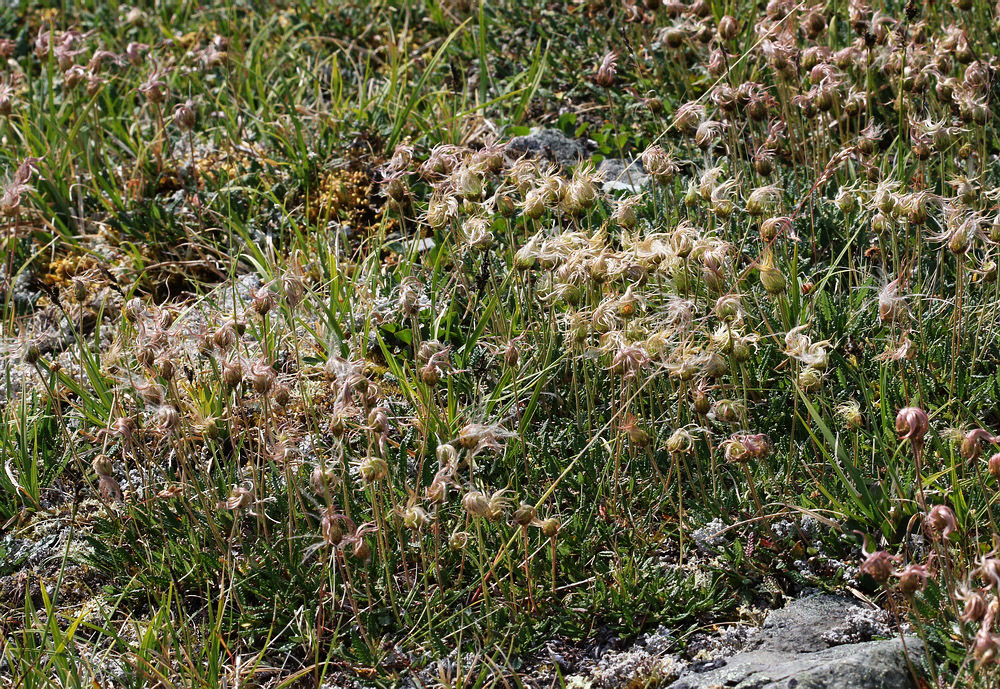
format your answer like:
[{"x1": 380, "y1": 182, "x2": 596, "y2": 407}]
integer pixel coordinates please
[
  {"x1": 925, "y1": 504, "x2": 958, "y2": 540},
  {"x1": 595, "y1": 51, "x2": 618, "y2": 88},
  {"x1": 896, "y1": 406, "x2": 929, "y2": 443},
  {"x1": 895, "y1": 563, "x2": 930, "y2": 596},
  {"x1": 860, "y1": 549, "x2": 899, "y2": 583}
]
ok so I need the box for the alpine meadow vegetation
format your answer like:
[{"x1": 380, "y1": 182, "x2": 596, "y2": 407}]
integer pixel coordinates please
[{"x1": 1, "y1": 0, "x2": 1000, "y2": 687}]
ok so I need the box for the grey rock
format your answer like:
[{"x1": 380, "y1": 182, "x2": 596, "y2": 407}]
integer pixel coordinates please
[
  {"x1": 506, "y1": 128, "x2": 587, "y2": 168},
  {"x1": 670, "y1": 639, "x2": 923, "y2": 689},
  {"x1": 669, "y1": 595, "x2": 924, "y2": 689},
  {"x1": 748, "y1": 594, "x2": 870, "y2": 653},
  {"x1": 598, "y1": 157, "x2": 649, "y2": 193}
]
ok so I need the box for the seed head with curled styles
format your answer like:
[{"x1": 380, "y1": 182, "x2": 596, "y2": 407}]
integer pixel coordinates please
[
  {"x1": 249, "y1": 284, "x2": 276, "y2": 316},
  {"x1": 696, "y1": 238, "x2": 732, "y2": 289},
  {"x1": 396, "y1": 495, "x2": 431, "y2": 532},
  {"x1": 609, "y1": 341, "x2": 651, "y2": 379},
  {"x1": 860, "y1": 549, "x2": 899, "y2": 583},
  {"x1": 712, "y1": 399, "x2": 745, "y2": 425},
  {"x1": 124, "y1": 41, "x2": 148, "y2": 66},
  {"x1": 928, "y1": 204, "x2": 987, "y2": 255},
  {"x1": 594, "y1": 50, "x2": 618, "y2": 88},
  {"x1": 835, "y1": 400, "x2": 864, "y2": 430},
  {"x1": 382, "y1": 144, "x2": 414, "y2": 175},
  {"x1": 485, "y1": 182, "x2": 516, "y2": 218},
  {"x1": 722, "y1": 436, "x2": 750, "y2": 463},
  {"x1": 500, "y1": 156, "x2": 535, "y2": 194},
  {"x1": 612, "y1": 194, "x2": 644, "y2": 230},
  {"x1": 451, "y1": 161, "x2": 486, "y2": 201},
  {"x1": 958, "y1": 586, "x2": 989, "y2": 624},
  {"x1": 878, "y1": 278, "x2": 908, "y2": 324},
  {"x1": 449, "y1": 530, "x2": 471, "y2": 552},
  {"x1": 249, "y1": 360, "x2": 276, "y2": 395},
  {"x1": 694, "y1": 119, "x2": 725, "y2": 150},
  {"x1": 92, "y1": 454, "x2": 122, "y2": 502},
  {"x1": 198, "y1": 35, "x2": 229, "y2": 68},
  {"x1": 742, "y1": 433, "x2": 770, "y2": 459},
  {"x1": 665, "y1": 428, "x2": 694, "y2": 454},
  {"x1": 436, "y1": 443, "x2": 458, "y2": 469},
  {"x1": 513, "y1": 502, "x2": 538, "y2": 528},
  {"x1": 462, "y1": 489, "x2": 490, "y2": 518},
  {"x1": 137, "y1": 70, "x2": 167, "y2": 104},
  {"x1": 641, "y1": 145, "x2": 678, "y2": 186},
  {"x1": 562, "y1": 162, "x2": 602, "y2": 215},
  {"x1": 961, "y1": 429, "x2": 998, "y2": 460},
  {"x1": 784, "y1": 325, "x2": 830, "y2": 370},
  {"x1": 420, "y1": 347, "x2": 455, "y2": 387},
  {"x1": 713, "y1": 294, "x2": 742, "y2": 323},
  {"x1": 220, "y1": 485, "x2": 253, "y2": 510},
  {"x1": 351, "y1": 536, "x2": 372, "y2": 561},
  {"x1": 212, "y1": 319, "x2": 241, "y2": 351},
  {"x1": 704, "y1": 48, "x2": 728, "y2": 77},
  {"x1": 619, "y1": 413, "x2": 650, "y2": 448},
  {"x1": 471, "y1": 140, "x2": 505, "y2": 175},
  {"x1": 417, "y1": 143, "x2": 460, "y2": 179},
  {"x1": 173, "y1": 99, "x2": 196, "y2": 131},
  {"x1": 132, "y1": 378, "x2": 165, "y2": 406},
  {"x1": 156, "y1": 405, "x2": 180, "y2": 434},
  {"x1": 698, "y1": 350, "x2": 728, "y2": 379},
  {"x1": 325, "y1": 353, "x2": 366, "y2": 386},
  {"x1": 416, "y1": 339, "x2": 445, "y2": 365},
  {"x1": 518, "y1": 186, "x2": 547, "y2": 220},
  {"x1": 671, "y1": 101, "x2": 705, "y2": 133},
  {"x1": 722, "y1": 433, "x2": 770, "y2": 464},
  {"x1": 503, "y1": 338, "x2": 522, "y2": 370},
  {"x1": 798, "y1": 366, "x2": 823, "y2": 392},
  {"x1": 280, "y1": 268, "x2": 306, "y2": 308},
  {"x1": 757, "y1": 251, "x2": 786, "y2": 295},
  {"x1": 397, "y1": 276, "x2": 428, "y2": 317},
  {"x1": 625, "y1": 234, "x2": 670, "y2": 273},
  {"x1": 989, "y1": 453, "x2": 1000, "y2": 481},
  {"x1": 457, "y1": 423, "x2": 515, "y2": 457},
  {"x1": 1, "y1": 157, "x2": 40, "y2": 217},
  {"x1": 484, "y1": 489, "x2": 510, "y2": 522},
  {"x1": 665, "y1": 346, "x2": 700, "y2": 382},
  {"x1": 321, "y1": 506, "x2": 356, "y2": 546},
  {"x1": 310, "y1": 463, "x2": 341, "y2": 496},
  {"x1": 514, "y1": 237, "x2": 541, "y2": 271},
  {"x1": 220, "y1": 358, "x2": 243, "y2": 390},
  {"x1": 717, "y1": 14, "x2": 739, "y2": 41},
  {"x1": 356, "y1": 456, "x2": 389, "y2": 484},
  {"x1": 367, "y1": 407, "x2": 390, "y2": 450},
  {"x1": 925, "y1": 504, "x2": 959, "y2": 540},
  {"x1": 973, "y1": 626, "x2": 1000, "y2": 668},
  {"x1": 662, "y1": 296, "x2": 696, "y2": 336},
  {"x1": 976, "y1": 556, "x2": 1000, "y2": 590},
  {"x1": 696, "y1": 167, "x2": 727, "y2": 202},
  {"x1": 896, "y1": 406, "x2": 929, "y2": 444},
  {"x1": 895, "y1": 563, "x2": 930, "y2": 596},
  {"x1": 690, "y1": 386, "x2": 712, "y2": 416},
  {"x1": 111, "y1": 416, "x2": 138, "y2": 445},
  {"x1": 77, "y1": 64, "x2": 109, "y2": 94},
  {"x1": 460, "y1": 217, "x2": 493, "y2": 252},
  {"x1": 746, "y1": 185, "x2": 784, "y2": 217},
  {"x1": 833, "y1": 185, "x2": 860, "y2": 215},
  {"x1": 759, "y1": 216, "x2": 794, "y2": 243},
  {"x1": 21, "y1": 341, "x2": 40, "y2": 365},
  {"x1": 425, "y1": 464, "x2": 456, "y2": 504}
]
